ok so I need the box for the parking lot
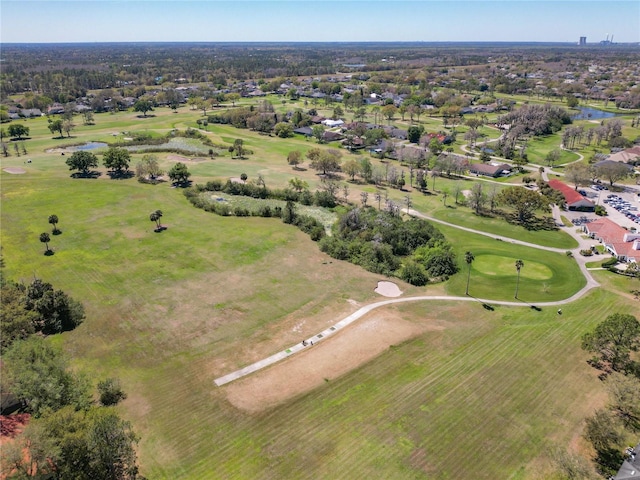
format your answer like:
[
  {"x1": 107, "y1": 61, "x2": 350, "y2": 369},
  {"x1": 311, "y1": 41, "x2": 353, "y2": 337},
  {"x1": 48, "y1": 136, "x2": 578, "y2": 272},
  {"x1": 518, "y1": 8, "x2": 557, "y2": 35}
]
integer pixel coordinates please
[{"x1": 574, "y1": 185, "x2": 640, "y2": 230}]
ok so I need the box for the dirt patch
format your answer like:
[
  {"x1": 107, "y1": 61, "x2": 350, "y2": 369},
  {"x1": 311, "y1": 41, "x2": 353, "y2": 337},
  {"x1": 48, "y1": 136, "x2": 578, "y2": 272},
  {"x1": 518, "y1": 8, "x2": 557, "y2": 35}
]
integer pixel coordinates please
[
  {"x1": 166, "y1": 155, "x2": 209, "y2": 163},
  {"x1": 223, "y1": 311, "x2": 427, "y2": 413},
  {"x1": 2, "y1": 167, "x2": 26, "y2": 174},
  {"x1": 374, "y1": 281, "x2": 402, "y2": 297},
  {"x1": 0, "y1": 414, "x2": 30, "y2": 439},
  {"x1": 166, "y1": 154, "x2": 190, "y2": 162}
]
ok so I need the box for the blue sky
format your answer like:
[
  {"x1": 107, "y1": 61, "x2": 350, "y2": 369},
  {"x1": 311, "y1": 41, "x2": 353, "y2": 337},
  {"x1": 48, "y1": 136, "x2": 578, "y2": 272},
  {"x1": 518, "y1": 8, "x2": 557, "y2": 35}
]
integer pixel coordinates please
[{"x1": 1, "y1": 1, "x2": 639, "y2": 43}]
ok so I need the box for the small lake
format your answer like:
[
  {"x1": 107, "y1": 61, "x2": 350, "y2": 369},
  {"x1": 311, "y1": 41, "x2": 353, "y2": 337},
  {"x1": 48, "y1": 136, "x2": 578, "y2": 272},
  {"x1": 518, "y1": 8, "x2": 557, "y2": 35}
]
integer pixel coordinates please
[
  {"x1": 74, "y1": 142, "x2": 108, "y2": 151},
  {"x1": 571, "y1": 106, "x2": 619, "y2": 120}
]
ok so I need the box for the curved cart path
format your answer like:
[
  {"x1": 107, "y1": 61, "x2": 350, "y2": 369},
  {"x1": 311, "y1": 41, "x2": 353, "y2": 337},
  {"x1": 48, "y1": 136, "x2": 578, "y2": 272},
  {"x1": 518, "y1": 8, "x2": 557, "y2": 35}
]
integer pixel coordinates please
[{"x1": 215, "y1": 200, "x2": 600, "y2": 387}]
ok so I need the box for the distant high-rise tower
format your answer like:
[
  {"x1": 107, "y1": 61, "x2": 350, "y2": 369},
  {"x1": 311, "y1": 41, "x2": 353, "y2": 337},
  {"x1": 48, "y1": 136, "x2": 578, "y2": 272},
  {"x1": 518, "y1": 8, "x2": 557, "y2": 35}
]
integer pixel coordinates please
[{"x1": 579, "y1": 37, "x2": 587, "y2": 46}]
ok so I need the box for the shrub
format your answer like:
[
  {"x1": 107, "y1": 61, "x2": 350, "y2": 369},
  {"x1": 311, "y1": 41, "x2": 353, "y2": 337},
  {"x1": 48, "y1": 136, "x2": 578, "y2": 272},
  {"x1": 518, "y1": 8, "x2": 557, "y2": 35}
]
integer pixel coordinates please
[
  {"x1": 97, "y1": 377, "x2": 127, "y2": 406},
  {"x1": 399, "y1": 260, "x2": 429, "y2": 286}
]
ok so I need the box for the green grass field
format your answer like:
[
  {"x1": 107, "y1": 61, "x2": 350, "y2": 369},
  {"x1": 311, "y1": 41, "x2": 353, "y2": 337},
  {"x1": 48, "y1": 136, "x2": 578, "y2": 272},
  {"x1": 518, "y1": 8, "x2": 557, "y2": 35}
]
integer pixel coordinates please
[{"x1": 1, "y1": 104, "x2": 637, "y2": 478}]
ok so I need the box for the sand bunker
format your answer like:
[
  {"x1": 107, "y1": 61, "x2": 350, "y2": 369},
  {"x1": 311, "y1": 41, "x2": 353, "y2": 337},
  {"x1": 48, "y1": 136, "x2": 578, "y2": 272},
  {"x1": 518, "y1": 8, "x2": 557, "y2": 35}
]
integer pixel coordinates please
[
  {"x1": 223, "y1": 313, "x2": 426, "y2": 413},
  {"x1": 3, "y1": 167, "x2": 26, "y2": 174},
  {"x1": 374, "y1": 281, "x2": 402, "y2": 297}
]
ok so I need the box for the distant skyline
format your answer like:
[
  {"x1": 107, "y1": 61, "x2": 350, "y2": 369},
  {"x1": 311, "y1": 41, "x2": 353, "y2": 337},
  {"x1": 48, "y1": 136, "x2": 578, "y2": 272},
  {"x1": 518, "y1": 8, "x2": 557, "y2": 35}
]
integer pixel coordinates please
[{"x1": 1, "y1": 1, "x2": 639, "y2": 44}]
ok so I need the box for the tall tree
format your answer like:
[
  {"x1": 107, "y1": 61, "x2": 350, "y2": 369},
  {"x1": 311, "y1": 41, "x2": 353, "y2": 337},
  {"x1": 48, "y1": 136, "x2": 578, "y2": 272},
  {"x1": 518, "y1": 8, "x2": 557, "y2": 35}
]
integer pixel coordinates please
[
  {"x1": 39, "y1": 232, "x2": 51, "y2": 254},
  {"x1": 465, "y1": 251, "x2": 475, "y2": 296},
  {"x1": 605, "y1": 373, "x2": 640, "y2": 433},
  {"x1": 48, "y1": 214, "x2": 60, "y2": 234},
  {"x1": 135, "y1": 153, "x2": 163, "y2": 181},
  {"x1": 86, "y1": 409, "x2": 139, "y2": 480},
  {"x1": 382, "y1": 104, "x2": 397, "y2": 124},
  {"x1": 168, "y1": 162, "x2": 191, "y2": 185},
  {"x1": 3, "y1": 336, "x2": 91, "y2": 417},
  {"x1": 288, "y1": 177, "x2": 308, "y2": 193},
  {"x1": 308, "y1": 148, "x2": 342, "y2": 175},
  {"x1": 595, "y1": 162, "x2": 631, "y2": 187},
  {"x1": 48, "y1": 119, "x2": 64, "y2": 137},
  {"x1": 149, "y1": 210, "x2": 163, "y2": 230},
  {"x1": 232, "y1": 138, "x2": 245, "y2": 158},
  {"x1": 62, "y1": 119, "x2": 75, "y2": 137},
  {"x1": 467, "y1": 182, "x2": 486, "y2": 215},
  {"x1": 514, "y1": 259, "x2": 524, "y2": 298},
  {"x1": 8, "y1": 123, "x2": 29, "y2": 139},
  {"x1": 287, "y1": 150, "x2": 302, "y2": 169},
  {"x1": 102, "y1": 147, "x2": 131, "y2": 174},
  {"x1": 496, "y1": 186, "x2": 550, "y2": 224},
  {"x1": 133, "y1": 98, "x2": 154, "y2": 117},
  {"x1": 581, "y1": 313, "x2": 640, "y2": 375},
  {"x1": 66, "y1": 150, "x2": 99, "y2": 175},
  {"x1": 564, "y1": 162, "x2": 592, "y2": 190}
]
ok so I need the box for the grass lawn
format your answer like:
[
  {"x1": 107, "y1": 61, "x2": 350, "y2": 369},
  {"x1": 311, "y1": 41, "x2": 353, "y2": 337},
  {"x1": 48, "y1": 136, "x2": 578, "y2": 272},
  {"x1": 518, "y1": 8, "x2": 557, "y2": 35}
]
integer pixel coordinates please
[{"x1": 0, "y1": 105, "x2": 634, "y2": 479}]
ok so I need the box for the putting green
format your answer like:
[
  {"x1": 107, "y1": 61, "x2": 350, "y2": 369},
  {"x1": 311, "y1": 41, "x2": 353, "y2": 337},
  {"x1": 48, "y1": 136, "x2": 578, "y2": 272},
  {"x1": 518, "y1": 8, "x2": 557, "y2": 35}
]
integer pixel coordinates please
[{"x1": 473, "y1": 255, "x2": 553, "y2": 280}]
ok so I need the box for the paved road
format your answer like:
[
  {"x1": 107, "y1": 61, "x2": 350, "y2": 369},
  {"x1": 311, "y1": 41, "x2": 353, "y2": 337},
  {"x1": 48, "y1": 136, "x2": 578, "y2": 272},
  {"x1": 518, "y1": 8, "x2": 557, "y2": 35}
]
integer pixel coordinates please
[{"x1": 214, "y1": 206, "x2": 600, "y2": 387}]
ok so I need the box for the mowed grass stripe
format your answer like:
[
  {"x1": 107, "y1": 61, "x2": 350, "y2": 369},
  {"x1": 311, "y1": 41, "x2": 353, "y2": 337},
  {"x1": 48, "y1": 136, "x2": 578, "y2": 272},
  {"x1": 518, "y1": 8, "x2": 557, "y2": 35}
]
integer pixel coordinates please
[{"x1": 164, "y1": 290, "x2": 616, "y2": 478}]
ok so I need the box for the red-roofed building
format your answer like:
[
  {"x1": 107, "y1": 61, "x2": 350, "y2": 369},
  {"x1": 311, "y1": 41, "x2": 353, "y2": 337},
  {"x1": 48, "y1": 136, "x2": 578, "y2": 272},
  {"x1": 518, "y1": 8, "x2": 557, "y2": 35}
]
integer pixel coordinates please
[
  {"x1": 548, "y1": 179, "x2": 595, "y2": 211},
  {"x1": 584, "y1": 217, "x2": 640, "y2": 263}
]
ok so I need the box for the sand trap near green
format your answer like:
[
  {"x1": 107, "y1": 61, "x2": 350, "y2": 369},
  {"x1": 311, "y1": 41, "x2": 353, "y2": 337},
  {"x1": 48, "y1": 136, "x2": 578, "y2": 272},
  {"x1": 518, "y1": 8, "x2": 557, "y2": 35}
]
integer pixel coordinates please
[{"x1": 473, "y1": 255, "x2": 553, "y2": 280}]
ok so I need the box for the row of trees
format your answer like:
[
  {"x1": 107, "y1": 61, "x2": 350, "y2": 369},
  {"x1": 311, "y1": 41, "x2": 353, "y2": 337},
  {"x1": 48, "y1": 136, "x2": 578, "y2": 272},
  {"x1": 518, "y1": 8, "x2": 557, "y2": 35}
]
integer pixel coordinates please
[
  {"x1": 564, "y1": 160, "x2": 632, "y2": 188},
  {"x1": 66, "y1": 149, "x2": 192, "y2": 185}
]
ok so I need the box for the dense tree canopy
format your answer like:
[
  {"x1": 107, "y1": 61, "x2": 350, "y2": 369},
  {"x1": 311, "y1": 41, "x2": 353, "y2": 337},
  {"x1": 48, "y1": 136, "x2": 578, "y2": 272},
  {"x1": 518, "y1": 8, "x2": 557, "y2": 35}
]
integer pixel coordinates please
[
  {"x1": 168, "y1": 162, "x2": 191, "y2": 185},
  {"x1": 102, "y1": 147, "x2": 131, "y2": 174},
  {"x1": 2, "y1": 336, "x2": 91, "y2": 417},
  {"x1": 66, "y1": 150, "x2": 99, "y2": 175},
  {"x1": 319, "y1": 207, "x2": 456, "y2": 284},
  {"x1": 7, "y1": 123, "x2": 29, "y2": 139},
  {"x1": 582, "y1": 313, "x2": 640, "y2": 375},
  {"x1": 496, "y1": 186, "x2": 550, "y2": 224}
]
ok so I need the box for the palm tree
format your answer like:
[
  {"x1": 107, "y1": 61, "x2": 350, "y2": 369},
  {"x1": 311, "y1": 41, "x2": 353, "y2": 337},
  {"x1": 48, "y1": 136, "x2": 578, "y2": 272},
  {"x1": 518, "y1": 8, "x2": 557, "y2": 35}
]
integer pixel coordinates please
[
  {"x1": 48, "y1": 214, "x2": 59, "y2": 234},
  {"x1": 514, "y1": 259, "x2": 524, "y2": 299},
  {"x1": 39, "y1": 232, "x2": 51, "y2": 253},
  {"x1": 465, "y1": 251, "x2": 475, "y2": 296},
  {"x1": 150, "y1": 210, "x2": 163, "y2": 230}
]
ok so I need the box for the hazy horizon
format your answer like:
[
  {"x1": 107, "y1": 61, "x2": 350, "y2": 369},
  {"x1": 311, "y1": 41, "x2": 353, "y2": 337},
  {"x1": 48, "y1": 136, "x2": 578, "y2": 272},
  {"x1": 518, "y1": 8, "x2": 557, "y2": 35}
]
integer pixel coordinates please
[{"x1": 1, "y1": 1, "x2": 639, "y2": 44}]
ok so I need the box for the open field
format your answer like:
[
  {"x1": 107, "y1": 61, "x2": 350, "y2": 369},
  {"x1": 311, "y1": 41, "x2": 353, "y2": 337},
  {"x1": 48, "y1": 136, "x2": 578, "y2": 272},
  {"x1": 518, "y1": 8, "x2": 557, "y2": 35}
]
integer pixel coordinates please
[{"x1": 1, "y1": 103, "x2": 637, "y2": 478}]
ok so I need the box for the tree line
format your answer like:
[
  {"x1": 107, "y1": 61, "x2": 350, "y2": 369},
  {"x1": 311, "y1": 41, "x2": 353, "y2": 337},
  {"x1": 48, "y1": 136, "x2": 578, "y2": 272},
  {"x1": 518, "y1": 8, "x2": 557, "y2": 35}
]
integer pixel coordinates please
[
  {"x1": 573, "y1": 313, "x2": 640, "y2": 478},
  {"x1": 0, "y1": 271, "x2": 140, "y2": 478}
]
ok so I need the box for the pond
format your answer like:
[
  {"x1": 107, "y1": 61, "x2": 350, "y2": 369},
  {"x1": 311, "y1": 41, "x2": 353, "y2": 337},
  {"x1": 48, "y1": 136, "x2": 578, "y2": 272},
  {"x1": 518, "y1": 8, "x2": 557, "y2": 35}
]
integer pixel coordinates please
[
  {"x1": 74, "y1": 142, "x2": 108, "y2": 151},
  {"x1": 571, "y1": 106, "x2": 619, "y2": 120}
]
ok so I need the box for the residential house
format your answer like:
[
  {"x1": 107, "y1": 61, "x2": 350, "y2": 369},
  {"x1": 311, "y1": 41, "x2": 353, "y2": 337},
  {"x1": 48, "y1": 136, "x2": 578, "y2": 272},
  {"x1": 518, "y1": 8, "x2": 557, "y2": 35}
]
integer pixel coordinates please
[
  {"x1": 594, "y1": 159, "x2": 635, "y2": 172},
  {"x1": 47, "y1": 104, "x2": 65, "y2": 115},
  {"x1": 322, "y1": 131, "x2": 344, "y2": 142},
  {"x1": 322, "y1": 119, "x2": 344, "y2": 128},
  {"x1": 608, "y1": 146, "x2": 640, "y2": 164},
  {"x1": 293, "y1": 126, "x2": 313, "y2": 137},
  {"x1": 20, "y1": 108, "x2": 43, "y2": 118},
  {"x1": 548, "y1": 179, "x2": 596, "y2": 211},
  {"x1": 469, "y1": 162, "x2": 512, "y2": 178},
  {"x1": 584, "y1": 217, "x2": 640, "y2": 263}
]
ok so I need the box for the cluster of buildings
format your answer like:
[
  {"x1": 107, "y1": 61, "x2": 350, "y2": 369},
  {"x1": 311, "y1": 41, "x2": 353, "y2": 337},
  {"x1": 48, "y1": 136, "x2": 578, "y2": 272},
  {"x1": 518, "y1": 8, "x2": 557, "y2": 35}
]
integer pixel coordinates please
[{"x1": 548, "y1": 179, "x2": 640, "y2": 264}]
